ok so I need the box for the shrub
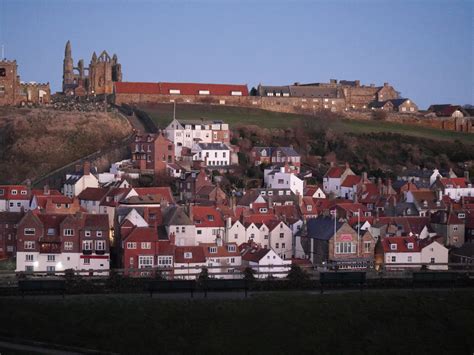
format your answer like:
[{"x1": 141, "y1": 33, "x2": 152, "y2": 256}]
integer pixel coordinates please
[
  {"x1": 243, "y1": 267, "x2": 256, "y2": 281},
  {"x1": 287, "y1": 264, "x2": 310, "y2": 289}
]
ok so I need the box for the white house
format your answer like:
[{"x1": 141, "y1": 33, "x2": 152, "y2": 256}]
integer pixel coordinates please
[
  {"x1": 63, "y1": 162, "x2": 99, "y2": 198},
  {"x1": 323, "y1": 164, "x2": 355, "y2": 196},
  {"x1": 191, "y1": 205, "x2": 226, "y2": 244},
  {"x1": 0, "y1": 185, "x2": 30, "y2": 212},
  {"x1": 200, "y1": 240, "x2": 241, "y2": 279},
  {"x1": 164, "y1": 119, "x2": 229, "y2": 157},
  {"x1": 241, "y1": 246, "x2": 291, "y2": 278},
  {"x1": 267, "y1": 220, "x2": 293, "y2": 259},
  {"x1": 191, "y1": 143, "x2": 231, "y2": 167},
  {"x1": 264, "y1": 167, "x2": 305, "y2": 195},
  {"x1": 420, "y1": 239, "x2": 449, "y2": 270},
  {"x1": 162, "y1": 206, "x2": 196, "y2": 246}
]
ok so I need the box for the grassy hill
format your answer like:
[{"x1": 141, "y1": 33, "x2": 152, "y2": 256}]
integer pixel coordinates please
[
  {"x1": 140, "y1": 103, "x2": 474, "y2": 145},
  {"x1": 0, "y1": 107, "x2": 132, "y2": 184}
]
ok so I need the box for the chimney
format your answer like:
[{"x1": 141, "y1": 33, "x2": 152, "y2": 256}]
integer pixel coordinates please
[
  {"x1": 383, "y1": 82, "x2": 389, "y2": 87},
  {"x1": 143, "y1": 207, "x2": 150, "y2": 224},
  {"x1": 355, "y1": 80, "x2": 360, "y2": 87},
  {"x1": 464, "y1": 170, "x2": 470, "y2": 182},
  {"x1": 362, "y1": 172, "x2": 368, "y2": 182},
  {"x1": 437, "y1": 189, "x2": 442, "y2": 202},
  {"x1": 83, "y1": 161, "x2": 91, "y2": 176},
  {"x1": 330, "y1": 161, "x2": 335, "y2": 167},
  {"x1": 43, "y1": 184, "x2": 50, "y2": 195},
  {"x1": 378, "y1": 177, "x2": 383, "y2": 195},
  {"x1": 267, "y1": 195, "x2": 273, "y2": 209},
  {"x1": 169, "y1": 232, "x2": 175, "y2": 245},
  {"x1": 216, "y1": 236, "x2": 223, "y2": 247}
]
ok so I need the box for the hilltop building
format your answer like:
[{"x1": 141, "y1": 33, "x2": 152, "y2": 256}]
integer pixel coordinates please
[
  {"x1": 62, "y1": 41, "x2": 122, "y2": 96},
  {"x1": 0, "y1": 59, "x2": 50, "y2": 106}
]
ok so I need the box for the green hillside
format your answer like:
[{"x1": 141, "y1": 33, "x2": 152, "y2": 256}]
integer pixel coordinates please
[{"x1": 139, "y1": 103, "x2": 473, "y2": 145}]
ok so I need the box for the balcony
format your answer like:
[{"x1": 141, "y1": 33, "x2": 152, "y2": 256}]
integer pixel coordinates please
[
  {"x1": 82, "y1": 250, "x2": 93, "y2": 255},
  {"x1": 39, "y1": 242, "x2": 61, "y2": 254},
  {"x1": 95, "y1": 250, "x2": 106, "y2": 255}
]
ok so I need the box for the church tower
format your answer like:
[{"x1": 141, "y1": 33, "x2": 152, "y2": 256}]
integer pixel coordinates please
[{"x1": 62, "y1": 40, "x2": 74, "y2": 93}]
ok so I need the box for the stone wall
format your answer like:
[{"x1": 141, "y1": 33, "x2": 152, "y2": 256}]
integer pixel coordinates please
[{"x1": 115, "y1": 93, "x2": 347, "y2": 115}]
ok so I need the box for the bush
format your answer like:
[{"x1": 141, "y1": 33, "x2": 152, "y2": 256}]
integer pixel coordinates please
[
  {"x1": 243, "y1": 267, "x2": 256, "y2": 281},
  {"x1": 287, "y1": 264, "x2": 310, "y2": 289}
]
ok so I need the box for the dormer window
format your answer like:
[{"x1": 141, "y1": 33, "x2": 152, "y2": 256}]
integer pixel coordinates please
[
  {"x1": 227, "y1": 245, "x2": 236, "y2": 252},
  {"x1": 11, "y1": 190, "x2": 17, "y2": 195},
  {"x1": 184, "y1": 252, "x2": 192, "y2": 259},
  {"x1": 390, "y1": 244, "x2": 397, "y2": 250},
  {"x1": 407, "y1": 243, "x2": 414, "y2": 250},
  {"x1": 307, "y1": 205, "x2": 312, "y2": 212},
  {"x1": 21, "y1": 190, "x2": 27, "y2": 195},
  {"x1": 207, "y1": 215, "x2": 214, "y2": 221},
  {"x1": 458, "y1": 213, "x2": 465, "y2": 219},
  {"x1": 259, "y1": 208, "x2": 268, "y2": 213},
  {"x1": 209, "y1": 247, "x2": 217, "y2": 253},
  {"x1": 47, "y1": 228, "x2": 55, "y2": 236},
  {"x1": 423, "y1": 200, "x2": 428, "y2": 207}
]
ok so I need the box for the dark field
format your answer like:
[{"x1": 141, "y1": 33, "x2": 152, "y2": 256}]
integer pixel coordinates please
[
  {"x1": 140, "y1": 103, "x2": 474, "y2": 145},
  {"x1": 1, "y1": 289, "x2": 473, "y2": 354}
]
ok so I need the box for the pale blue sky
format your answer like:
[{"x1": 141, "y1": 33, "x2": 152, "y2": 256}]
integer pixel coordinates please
[{"x1": 0, "y1": 0, "x2": 472, "y2": 108}]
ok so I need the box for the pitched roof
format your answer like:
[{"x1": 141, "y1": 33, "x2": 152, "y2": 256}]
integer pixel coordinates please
[
  {"x1": 78, "y1": 187, "x2": 108, "y2": 201},
  {"x1": 200, "y1": 243, "x2": 240, "y2": 258},
  {"x1": 0, "y1": 185, "x2": 30, "y2": 200},
  {"x1": 114, "y1": 82, "x2": 160, "y2": 94},
  {"x1": 174, "y1": 246, "x2": 206, "y2": 263},
  {"x1": 191, "y1": 206, "x2": 224, "y2": 228},
  {"x1": 324, "y1": 167, "x2": 343, "y2": 178},
  {"x1": 439, "y1": 178, "x2": 468, "y2": 189},
  {"x1": 241, "y1": 247, "x2": 272, "y2": 262},
  {"x1": 306, "y1": 216, "x2": 343, "y2": 240},
  {"x1": 341, "y1": 175, "x2": 361, "y2": 188},
  {"x1": 162, "y1": 206, "x2": 193, "y2": 226},
  {"x1": 134, "y1": 187, "x2": 174, "y2": 204}
]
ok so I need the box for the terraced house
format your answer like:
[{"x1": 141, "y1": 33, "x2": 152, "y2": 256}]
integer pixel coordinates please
[{"x1": 16, "y1": 211, "x2": 110, "y2": 274}]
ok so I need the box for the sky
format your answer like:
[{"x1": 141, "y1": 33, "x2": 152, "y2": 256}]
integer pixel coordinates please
[{"x1": 0, "y1": 0, "x2": 472, "y2": 109}]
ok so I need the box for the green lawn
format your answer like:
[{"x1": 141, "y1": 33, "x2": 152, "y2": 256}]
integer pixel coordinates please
[
  {"x1": 140, "y1": 103, "x2": 474, "y2": 144},
  {"x1": 1, "y1": 290, "x2": 472, "y2": 354}
]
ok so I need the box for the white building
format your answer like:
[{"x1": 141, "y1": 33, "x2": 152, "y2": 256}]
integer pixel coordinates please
[
  {"x1": 63, "y1": 163, "x2": 99, "y2": 198},
  {"x1": 0, "y1": 185, "x2": 30, "y2": 212},
  {"x1": 241, "y1": 246, "x2": 291, "y2": 278},
  {"x1": 164, "y1": 119, "x2": 229, "y2": 157},
  {"x1": 323, "y1": 164, "x2": 355, "y2": 197},
  {"x1": 264, "y1": 167, "x2": 305, "y2": 195},
  {"x1": 191, "y1": 143, "x2": 231, "y2": 167}
]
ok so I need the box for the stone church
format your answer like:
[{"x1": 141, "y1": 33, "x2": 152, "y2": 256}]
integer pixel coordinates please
[{"x1": 62, "y1": 41, "x2": 122, "y2": 96}]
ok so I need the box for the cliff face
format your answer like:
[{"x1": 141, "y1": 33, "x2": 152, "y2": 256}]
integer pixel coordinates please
[{"x1": 0, "y1": 107, "x2": 132, "y2": 184}]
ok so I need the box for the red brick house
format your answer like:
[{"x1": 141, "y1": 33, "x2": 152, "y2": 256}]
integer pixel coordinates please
[
  {"x1": 0, "y1": 211, "x2": 24, "y2": 258},
  {"x1": 131, "y1": 133, "x2": 175, "y2": 174},
  {"x1": 16, "y1": 211, "x2": 110, "y2": 273}
]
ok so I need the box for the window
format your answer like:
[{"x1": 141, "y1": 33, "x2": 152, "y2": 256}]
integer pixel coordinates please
[
  {"x1": 209, "y1": 247, "x2": 217, "y2": 253},
  {"x1": 139, "y1": 256, "x2": 154, "y2": 268},
  {"x1": 453, "y1": 226, "x2": 458, "y2": 231},
  {"x1": 197, "y1": 229, "x2": 202, "y2": 235},
  {"x1": 282, "y1": 243, "x2": 286, "y2": 249},
  {"x1": 127, "y1": 242, "x2": 137, "y2": 249},
  {"x1": 280, "y1": 233, "x2": 284, "y2": 239},
  {"x1": 181, "y1": 227, "x2": 185, "y2": 233},
  {"x1": 390, "y1": 244, "x2": 397, "y2": 250},
  {"x1": 391, "y1": 256, "x2": 396, "y2": 262},
  {"x1": 83, "y1": 240, "x2": 92, "y2": 250},
  {"x1": 158, "y1": 256, "x2": 173, "y2": 266},
  {"x1": 407, "y1": 243, "x2": 414, "y2": 250},
  {"x1": 430, "y1": 257, "x2": 435, "y2": 264},
  {"x1": 25, "y1": 254, "x2": 34, "y2": 262},
  {"x1": 335, "y1": 242, "x2": 356, "y2": 254},
  {"x1": 408, "y1": 256, "x2": 412, "y2": 262},
  {"x1": 234, "y1": 233, "x2": 238, "y2": 239},
  {"x1": 64, "y1": 241, "x2": 73, "y2": 251},
  {"x1": 141, "y1": 242, "x2": 151, "y2": 249},
  {"x1": 264, "y1": 234, "x2": 269, "y2": 240},
  {"x1": 97, "y1": 231, "x2": 103, "y2": 237},
  {"x1": 24, "y1": 241, "x2": 35, "y2": 249},
  {"x1": 46, "y1": 266, "x2": 55, "y2": 273},
  {"x1": 24, "y1": 228, "x2": 35, "y2": 236},
  {"x1": 0, "y1": 68, "x2": 5, "y2": 77},
  {"x1": 85, "y1": 230, "x2": 91, "y2": 237},
  {"x1": 11, "y1": 190, "x2": 17, "y2": 195},
  {"x1": 364, "y1": 241, "x2": 371, "y2": 253},
  {"x1": 25, "y1": 265, "x2": 34, "y2": 272},
  {"x1": 207, "y1": 215, "x2": 214, "y2": 221},
  {"x1": 176, "y1": 226, "x2": 179, "y2": 233},
  {"x1": 184, "y1": 252, "x2": 193, "y2": 259},
  {"x1": 96, "y1": 240, "x2": 106, "y2": 250},
  {"x1": 169, "y1": 89, "x2": 180, "y2": 94},
  {"x1": 64, "y1": 228, "x2": 74, "y2": 236},
  {"x1": 47, "y1": 255, "x2": 55, "y2": 262},
  {"x1": 276, "y1": 243, "x2": 280, "y2": 248},
  {"x1": 227, "y1": 245, "x2": 236, "y2": 252},
  {"x1": 230, "y1": 257, "x2": 235, "y2": 263},
  {"x1": 47, "y1": 228, "x2": 55, "y2": 236}
]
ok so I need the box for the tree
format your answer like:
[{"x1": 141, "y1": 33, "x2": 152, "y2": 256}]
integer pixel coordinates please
[
  {"x1": 243, "y1": 267, "x2": 256, "y2": 281},
  {"x1": 249, "y1": 87, "x2": 258, "y2": 96},
  {"x1": 287, "y1": 264, "x2": 310, "y2": 288}
]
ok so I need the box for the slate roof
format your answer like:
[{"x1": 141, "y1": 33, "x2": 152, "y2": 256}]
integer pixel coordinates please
[
  {"x1": 162, "y1": 206, "x2": 193, "y2": 226},
  {"x1": 289, "y1": 85, "x2": 339, "y2": 98},
  {"x1": 196, "y1": 143, "x2": 230, "y2": 150},
  {"x1": 305, "y1": 216, "x2": 342, "y2": 240}
]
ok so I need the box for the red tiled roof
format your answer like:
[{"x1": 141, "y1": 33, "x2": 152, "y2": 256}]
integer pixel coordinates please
[
  {"x1": 134, "y1": 187, "x2": 174, "y2": 204},
  {"x1": 78, "y1": 187, "x2": 108, "y2": 201},
  {"x1": 114, "y1": 82, "x2": 160, "y2": 94},
  {"x1": 241, "y1": 247, "x2": 271, "y2": 262},
  {"x1": 191, "y1": 206, "x2": 224, "y2": 228},
  {"x1": 159, "y1": 82, "x2": 248, "y2": 96},
  {"x1": 440, "y1": 178, "x2": 468, "y2": 188},
  {"x1": 382, "y1": 236, "x2": 421, "y2": 253},
  {"x1": 0, "y1": 185, "x2": 30, "y2": 200},
  {"x1": 200, "y1": 243, "x2": 240, "y2": 258},
  {"x1": 325, "y1": 167, "x2": 343, "y2": 178},
  {"x1": 341, "y1": 175, "x2": 361, "y2": 188},
  {"x1": 115, "y1": 82, "x2": 249, "y2": 96},
  {"x1": 174, "y1": 246, "x2": 206, "y2": 263}
]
